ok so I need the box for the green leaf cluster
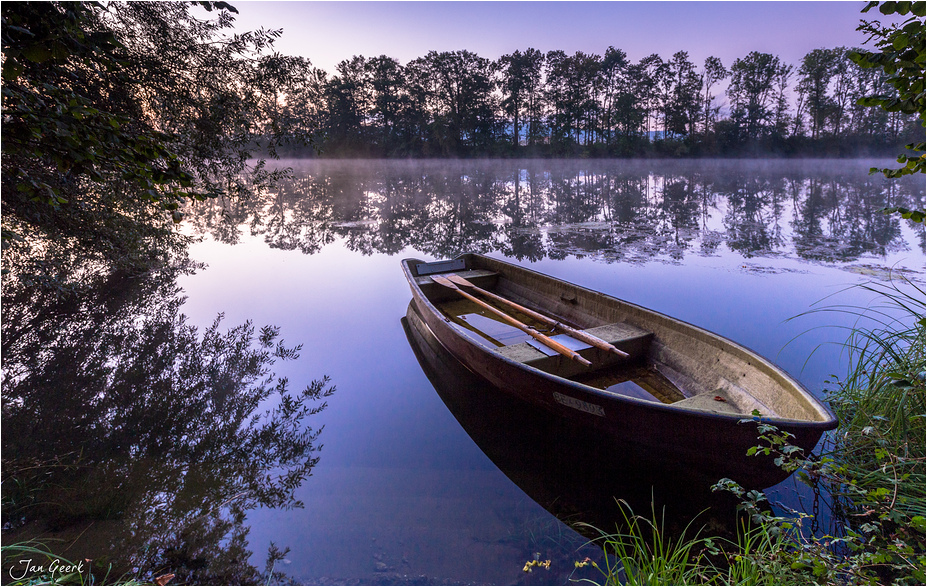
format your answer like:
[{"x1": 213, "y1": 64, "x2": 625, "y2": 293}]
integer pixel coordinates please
[
  {"x1": 2, "y1": 3, "x2": 206, "y2": 214},
  {"x1": 849, "y1": 2, "x2": 925, "y2": 116},
  {"x1": 880, "y1": 205, "x2": 926, "y2": 222},
  {"x1": 848, "y1": 1, "x2": 926, "y2": 181}
]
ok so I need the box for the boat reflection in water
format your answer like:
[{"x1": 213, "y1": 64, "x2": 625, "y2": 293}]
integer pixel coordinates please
[{"x1": 402, "y1": 304, "x2": 748, "y2": 537}]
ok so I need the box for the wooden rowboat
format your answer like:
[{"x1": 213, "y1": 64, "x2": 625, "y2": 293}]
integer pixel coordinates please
[{"x1": 401, "y1": 253, "x2": 837, "y2": 488}]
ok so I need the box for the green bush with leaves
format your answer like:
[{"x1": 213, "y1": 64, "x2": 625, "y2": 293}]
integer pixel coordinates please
[{"x1": 849, "y1": 1, "x2": 925, "y2": 182}]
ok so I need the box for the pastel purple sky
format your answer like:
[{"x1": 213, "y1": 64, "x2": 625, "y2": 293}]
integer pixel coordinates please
[{"x1": 231, "y1": 1, "x2": 884, "y2": 73}]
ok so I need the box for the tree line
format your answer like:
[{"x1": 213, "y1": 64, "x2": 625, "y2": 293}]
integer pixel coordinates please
[
  {"x1": 282, "y1": 46, "x2": 921, "y2": 158},
  {"x1": 2, "y1": 1, "x2": 922, "y2": 297}
]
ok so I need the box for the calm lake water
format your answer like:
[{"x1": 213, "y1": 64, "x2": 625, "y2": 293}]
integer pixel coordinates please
[{"x1": 5, "y1": 159, "x2": 924, "y2": 585}]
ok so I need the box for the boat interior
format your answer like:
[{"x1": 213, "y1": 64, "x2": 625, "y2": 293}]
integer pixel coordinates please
[
  {"x1": 409, "y1": 259, "x2": 735, "y2": 409},
  {"x1": 406, "y1": 256, "x2": 839, "y2": 425}
]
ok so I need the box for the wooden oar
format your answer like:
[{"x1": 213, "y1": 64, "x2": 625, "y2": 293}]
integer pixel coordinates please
[
  {"x1": 431, "y1": 275, "x2": 592, "y2": 367},
  {"x1": 445, "y1": 273, "x2": 629, "y2": 358}
]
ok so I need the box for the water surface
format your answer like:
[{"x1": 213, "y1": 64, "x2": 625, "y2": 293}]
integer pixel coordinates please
[
  {"x1": 178, "y1": 158, "x2": 923, "y2": 584},
  {"x1": 5, "y1": 159, "x2": 924, "y2": 585}
]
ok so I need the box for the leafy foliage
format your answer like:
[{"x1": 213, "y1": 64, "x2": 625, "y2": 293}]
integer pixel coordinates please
[
  {"x1": 1, "y1": 1, "x2": 316, "y2": 293},
  {"x1": 2, "y1": 2, "x2": 201, "y2": 211},
  {"x1": 880, "y1": 205, "x2": 926, "y2": 222},
  {"x1": 849, "y1": 1, "x2": 926, "y2": 179}
]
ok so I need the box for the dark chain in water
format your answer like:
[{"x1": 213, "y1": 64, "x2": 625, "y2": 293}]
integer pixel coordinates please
[{"x1": 811, "y1": 466, "x2": 821, "y2": 534}]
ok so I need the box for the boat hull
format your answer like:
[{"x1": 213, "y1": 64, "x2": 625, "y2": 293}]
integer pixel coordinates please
[
  {"x1": 402, "y1": 254, "x2": 837, "y2": 488},
  {"x1": 402, "y1": 310, "x2": 745, "y2": 534}
]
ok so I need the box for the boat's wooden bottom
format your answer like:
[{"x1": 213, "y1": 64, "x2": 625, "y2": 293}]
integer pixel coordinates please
[{"x1": 572, "y1": 366, "x2": 686, "y2": 404}]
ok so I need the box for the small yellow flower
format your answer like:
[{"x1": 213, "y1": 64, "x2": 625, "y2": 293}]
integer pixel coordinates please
[
  {"x1": 574, "y1": 557, "x2": 598, "y2": 569},
  {"x1": 522, "y1": 559, "x2": 552, "y2": 573}
]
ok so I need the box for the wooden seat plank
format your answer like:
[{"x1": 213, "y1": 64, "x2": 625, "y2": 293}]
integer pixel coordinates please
[{"x1": 495, "y1": 321, "x2": 653, "y2": 377}]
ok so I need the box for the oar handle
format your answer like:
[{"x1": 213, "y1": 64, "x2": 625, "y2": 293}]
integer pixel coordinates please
[
  {"x1": 435, "y1": 277, "x2": 591, "y2": 366},
  {"x1": 456, "y1": 288, "x2": 592, "y2": 366}
]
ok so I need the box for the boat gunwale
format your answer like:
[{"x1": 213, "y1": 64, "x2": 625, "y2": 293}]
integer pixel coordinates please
[{"x1": 401, "y1": 253, "x2": 837, "y2": 431}]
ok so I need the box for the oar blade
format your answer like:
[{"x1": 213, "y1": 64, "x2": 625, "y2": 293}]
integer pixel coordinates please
[
  {"x1": 445, "y1": 274, "x2": 473, "y2": 287},
  {"x1": 431, "y1": 274, "x2": 458, "y2": 289}
]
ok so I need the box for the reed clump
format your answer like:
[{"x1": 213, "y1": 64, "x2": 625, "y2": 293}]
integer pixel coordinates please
[
  {"x1": 577, "y1": 277, "x2": 925, "y2": 585},
  {"x1": 571, "y1": 501, "x2": 719, "y2": 585},
  {"x1": 570, "y1": 500, "x2": 801, "y2": 585},
  {"x1": 815, "y1": 277, "x2": 926, "y2": 584}
]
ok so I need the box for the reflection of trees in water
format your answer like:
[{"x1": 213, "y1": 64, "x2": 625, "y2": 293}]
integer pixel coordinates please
[
  {"x1": 792, "y1": 173, "x2": 907, "y2": 262},
  {"x1": 496, "y1": 168, "x2": 547, "y2": 261},
  {"x1": 1, "y1": 260, "x2": 334, "y2": 584},
  {"x1": 719, "y1": 172, "x2": 788, "y2": 258},
  {"x1": 184, "y1": 160, "x2": 924, "y2": 265}
]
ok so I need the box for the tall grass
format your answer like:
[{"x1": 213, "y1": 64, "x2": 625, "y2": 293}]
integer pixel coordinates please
[
  {"x1": 577, "y1": 277, "x2": 926, "y2": 585},
  {"x1": 818, "y1": 278, "x2": 926, "y2": 584},
  {"x1": 824, "y1": 278, "x2": 925, "y2": 510},
  {"x1": 573, "y1": 501, "x2": 717, "y2": 586},
  {"x1": 572, "y1": 501, "x2": 803, "y2": 586},
  {"x1": 821, "y1": 278, "x2": 925, "y2": 431}
]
